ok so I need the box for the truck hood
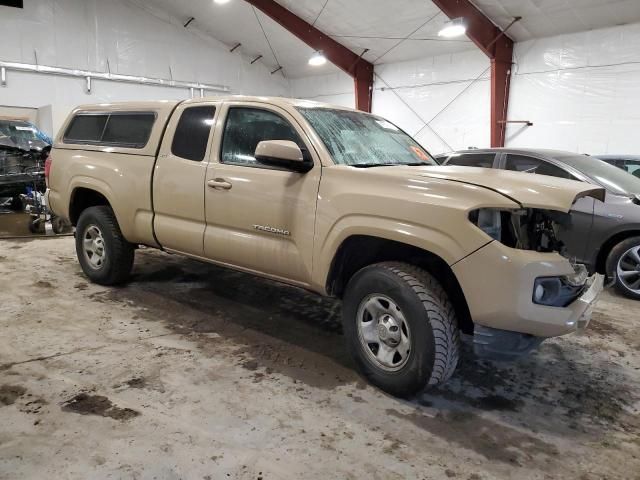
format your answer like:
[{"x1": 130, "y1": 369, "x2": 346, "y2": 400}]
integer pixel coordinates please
[{"x1": 377, "y1": 165, "x2": 606, "y2": 212}]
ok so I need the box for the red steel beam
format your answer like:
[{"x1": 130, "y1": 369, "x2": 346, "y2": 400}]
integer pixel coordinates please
[
  {"x1": 490, "y1": 39, "x2": 514, "y2": 147},
  {"x1": 432, "y1": 0, "x2": 515, "y2": 147},
  {"x1": 243, "y1": 0, "x2": 374, "y2": 112}
]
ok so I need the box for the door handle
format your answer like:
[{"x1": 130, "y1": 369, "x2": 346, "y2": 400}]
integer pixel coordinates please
[{"x1": 207, "y1": 178, "x2": 232, "y2": 190}]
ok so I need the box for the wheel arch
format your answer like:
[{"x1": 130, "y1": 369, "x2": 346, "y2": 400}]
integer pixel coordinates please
[
  {"x1": 325, "y1": 234, "x2": 474, "y2": 335},
  {"x1": 69, "y1": 186, "x2": 113, "y2": 226}
]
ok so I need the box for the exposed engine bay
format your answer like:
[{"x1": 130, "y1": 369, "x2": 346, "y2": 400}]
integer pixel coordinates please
[
  {"x1": 470, "y1": 207, "x2": 593, "y2": 308},
  {"x1": 470, "y1": 208, "x2": 571, "y2": 255}
]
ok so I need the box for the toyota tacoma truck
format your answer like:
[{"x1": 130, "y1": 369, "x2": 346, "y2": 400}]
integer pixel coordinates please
[{"x1": 47, "y1": 97, "x2": 605, "y2": 396}]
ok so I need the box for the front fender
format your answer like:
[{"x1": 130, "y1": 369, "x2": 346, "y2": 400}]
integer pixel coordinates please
[{"x1": 312, "y1": 214, "x2": 489, "y2": 293}]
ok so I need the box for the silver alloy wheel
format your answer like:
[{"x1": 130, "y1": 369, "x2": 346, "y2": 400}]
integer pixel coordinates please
[
  {"x1": 617, "y1": 245, "x2": 640, "y2": 294},
  {"x1": 82, "y1": 224, "x2": 106, "y2": 270},
  {"x1": 356, "y1": 294, "x2": 411, "y2": 372}
]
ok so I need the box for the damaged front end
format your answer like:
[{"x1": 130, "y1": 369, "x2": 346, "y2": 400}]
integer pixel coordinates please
[
  {"x1": 0, "y1": 121, "x2": 51, "y2": 199},
  {"x1": 466, "y1": 206, "x2": 604, "y2": 361},
  {"x1": 469, "y1": 207, "x2": 570, "y2": 254},
  {"x1": 469, "y1": 207, "x2": 589, "y2": 307}
]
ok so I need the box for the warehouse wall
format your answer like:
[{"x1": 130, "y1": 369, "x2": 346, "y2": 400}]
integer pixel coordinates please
[
  {"x1": 0, "y1": 0, "x2": 289, "y2": 136},
  {"x1": 373, "y1": 50, "x2": 489, "y2": 155},
  {"x1": 506, "y1": 22, "x2": 640, "y2": 155},
  {"x1": 289, "y1": 72, "x2": 355, "y2": 108},
  {"x1": 289, "y1": 50, "x2": 490, "y2": 155}
]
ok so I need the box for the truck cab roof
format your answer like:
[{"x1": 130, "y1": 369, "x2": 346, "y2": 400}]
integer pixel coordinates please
[{"x1": 70, "y1": 96, "x2": 351, "y2": 113}]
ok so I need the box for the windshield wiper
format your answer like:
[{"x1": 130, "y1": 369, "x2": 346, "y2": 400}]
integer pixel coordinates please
[
  {"x1": 352, "y1": 162, "x2": 429, "y2": 168},
  {"x1": 352, "y1": 163, "x2": 396, "y2": 168}
]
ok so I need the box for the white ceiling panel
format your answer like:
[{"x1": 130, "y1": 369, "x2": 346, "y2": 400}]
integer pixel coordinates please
[
  {"x1": 133, "y1": 0, "x2": 342, "y2": 78},
  {"x1": 131, "y1": 0, "x2": 640, "y2": 79},
  {"x1": 134, "y1": 0, "x2": 476, "y2": 78},
  {"x1": 277, "y1": 0, "x2": 475, "y2": 64},
  {"x1": 471, "y1": 0, "x2": 640, "y2": 41}
]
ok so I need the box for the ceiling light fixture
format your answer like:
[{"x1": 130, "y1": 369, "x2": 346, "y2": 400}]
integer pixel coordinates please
[
  {"x1": 438, "y1": 17, "x2": 466, "y2": 38},
  {"x1": 214, "y1": 0, "x2": 230, "y2": 4},
  {"x1": 308, "y1": 51, "x2": 327, "y2": 66}
]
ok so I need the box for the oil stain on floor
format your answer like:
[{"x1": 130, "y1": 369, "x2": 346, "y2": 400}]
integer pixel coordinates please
[{"x1": 62, "y1": 393, "x2": 140, "y2": 421}]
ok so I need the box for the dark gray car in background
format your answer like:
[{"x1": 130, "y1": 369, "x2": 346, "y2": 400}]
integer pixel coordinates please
[
  {"x1": 595, "y1": 155, "x2": 640, "y2": 178},
  {"x1": 438, "y1": 148, "x2": 640, "y2": 300}
]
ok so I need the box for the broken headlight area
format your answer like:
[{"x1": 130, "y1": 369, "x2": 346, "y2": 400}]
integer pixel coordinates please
[
  {"x1": 533, "y1": 264, "x2": 589, "y2": 307},
  {"x1": 468, "y1": 208, "x2": 571, "y2": 254},
  {"x1": 469, "y1": 208, "x2": 590, "y2": 307}
]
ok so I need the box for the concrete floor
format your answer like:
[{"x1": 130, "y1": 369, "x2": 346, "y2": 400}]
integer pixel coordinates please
[
  {"x1": 0, "y1": 211, "x2": 31, "y2": 237},
  {"x1": 1, "y1": 237, "x2": 639, "y2": 480}
]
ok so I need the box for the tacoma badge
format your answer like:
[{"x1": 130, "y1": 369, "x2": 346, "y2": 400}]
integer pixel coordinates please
[{"x1": 253, "y1": 224, "x2": 291, "y2": 236}]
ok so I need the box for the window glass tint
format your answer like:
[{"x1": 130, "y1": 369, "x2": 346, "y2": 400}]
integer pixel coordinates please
[
  {"x1": 555, "y1": 154, "x2": 640, "y2": 194},
  {"x1": 505, "y1": 155, "x2": 575, "y2": 180},
  {"x1": 221, "y1": 108, "x2": 303, "y2": 166},
  {"x1": 64, "y1": 115, "x2": 108, "y2": 143},
  {"x1": 445, "y1": 153, "x2": 495, "y2": 168},
  {"x1": 101, "y1": 113, "x2": 155, "y2": 148},
  {"x1": 171, "y1": 106, "x2": 216, "y2": 161},
  {"x1": 64, "y1": 112, "x2": 155, "y2": 148},
  {"x1": 623, "y1": 160, "x2": 640, "y2": 175},
  {"x1": 0, "y1": 121, "x2": 40, "y2": 142}
]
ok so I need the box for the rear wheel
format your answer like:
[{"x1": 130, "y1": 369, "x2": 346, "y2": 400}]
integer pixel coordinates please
[
  {"x1": 75, "y1": 206, "x2": 134, "y2": 285},
  {"x1": 28, "y1": 217, "x2": 42, "y2": 234},
  {"x1": 342, "y1": 262, "x2": 460, "y2": 396},
  {"x1": 51, "y1": 216, "x2": 70, "y2": 234},
  {"x1": 607, "y1": 236, "x2": 640, "y2": 300}
]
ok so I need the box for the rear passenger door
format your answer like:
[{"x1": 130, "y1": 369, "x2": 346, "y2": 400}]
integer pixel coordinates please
[
  {"x1": 153, "y1": 102, "x2": 219, "y2": 256},
  {"x1": 502, "y1": 154, "x2": 595, "y2": 264}
]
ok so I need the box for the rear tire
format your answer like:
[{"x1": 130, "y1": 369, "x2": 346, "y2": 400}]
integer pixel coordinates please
[
  {"x1": 51, "y1": 216, "x2": 70, "y2": 234},
  {"x1": 75, "y1": 206, "x2": 134, "y2": 285},
  {"x1": 342, "y1": 262, "x2": 460, "y2": 396},
  {"x1": 606, "y1": 236, "x2": 640, "y2": 300},
  {"x1": 28, "y1": 218, "x2": 41, "y2": 234}
]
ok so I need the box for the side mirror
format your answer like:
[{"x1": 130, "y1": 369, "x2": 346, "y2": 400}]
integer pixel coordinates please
[{"x1": 254, "y1": 140, "x2": 312, "y2": 173}]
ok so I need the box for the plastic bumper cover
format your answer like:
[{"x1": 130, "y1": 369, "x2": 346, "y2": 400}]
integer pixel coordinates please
[{"x1": 452, "y1": 241, "x2": 605, "y2": 338}]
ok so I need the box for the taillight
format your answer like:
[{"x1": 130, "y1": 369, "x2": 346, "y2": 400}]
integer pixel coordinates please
[{"x1": 44, "y1": 155, "x2": 52, "y2": 187}]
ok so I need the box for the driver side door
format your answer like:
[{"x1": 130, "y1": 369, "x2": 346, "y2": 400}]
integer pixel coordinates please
[{"x1": 203, "y1": 102, "x2": 321, "y2": 286}]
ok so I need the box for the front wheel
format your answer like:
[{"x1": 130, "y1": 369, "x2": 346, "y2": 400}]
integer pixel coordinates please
[
  {"x1": 342, "y1": 262, "x2": 460, "y2": 396},
  {"x1": 75, "y1": 206, "x2": 134, "y2": 285},
  {"x1": 607, "y1": 236, "x2": 640, "y2": 300}
]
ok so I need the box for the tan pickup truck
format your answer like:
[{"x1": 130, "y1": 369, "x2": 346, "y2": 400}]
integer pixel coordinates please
[{"x1": 47, "y1": 96, "x2": 605, "y2": 396}]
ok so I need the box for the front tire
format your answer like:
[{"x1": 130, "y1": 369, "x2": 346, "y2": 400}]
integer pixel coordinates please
[
  {"x1": 342, "y1": 262, "x2": 460, "y2": 396},
  {"x1": 606, "y1": 236, "x2": 640, "y2": 300},
  {"x1": 75, "y1": 206, "x2": 134, "y2": 285}
]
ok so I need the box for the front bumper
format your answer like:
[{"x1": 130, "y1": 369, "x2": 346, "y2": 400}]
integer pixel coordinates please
[{"x1": 452, "y1": 241, "x2": 604, "y2": 338}]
